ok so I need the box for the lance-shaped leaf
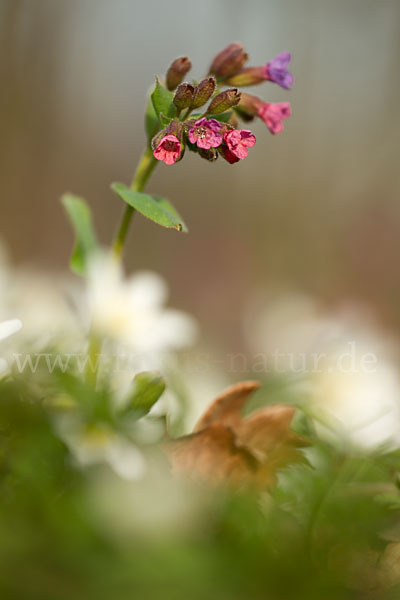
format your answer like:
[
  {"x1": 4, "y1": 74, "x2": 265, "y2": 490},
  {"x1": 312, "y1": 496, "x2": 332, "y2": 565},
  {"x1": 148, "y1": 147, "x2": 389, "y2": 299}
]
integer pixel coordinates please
[
  {"x1": 151, "y1": 77, "x2": 177, "y2": 123},
  {"x1": 61, "y1": 194, "x2": 98, "y2": 275},
  {"x1": 111, "y1": 183, "x2": 188, "y2": 232},
  {"x1": 145, "y1": 95, "x2": 160, "y2": 142}
]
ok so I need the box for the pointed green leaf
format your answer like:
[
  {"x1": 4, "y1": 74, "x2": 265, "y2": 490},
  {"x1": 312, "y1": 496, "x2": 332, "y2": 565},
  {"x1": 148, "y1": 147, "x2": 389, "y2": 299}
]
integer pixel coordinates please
[
  {"x1": 145, "y1": 95, "x2": 160, "y2": 142},
  {"x1": 128, "y1": 371, "x2": 166, "y2": 416},
  {"x1": 61, "y1": 194, "x2": 98, "y2": 275},
  {"x1": 207, "y1": 111, "x2": 233, "y2": 123},
  {"x1": 111, "y1": 183, "x2": 188, "y2": 232},
  {"x1": 159, "y1": 112, "x2": 173, "y2": 127},
  {"x1": 151, "y1": 77, "x2": 177, "y2": 123}
]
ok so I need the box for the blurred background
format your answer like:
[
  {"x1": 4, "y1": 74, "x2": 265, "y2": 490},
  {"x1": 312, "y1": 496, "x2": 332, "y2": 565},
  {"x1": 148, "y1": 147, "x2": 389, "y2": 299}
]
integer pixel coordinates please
[{"x1": 1, "y1": 0, "x2": 400, "y2": 356}]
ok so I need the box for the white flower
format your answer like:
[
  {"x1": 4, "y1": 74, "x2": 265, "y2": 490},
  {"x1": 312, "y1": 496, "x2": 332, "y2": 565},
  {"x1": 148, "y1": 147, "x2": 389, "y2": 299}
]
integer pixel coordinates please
[
  {"x1": 0, "y1": 319, "x2": 22, "y2": 374},
  {"x1": 86, "y1": 254, "x2": 197, "y2": 354},
  {"x1": 56, "y1": 417, "x2": 146, "y2": 480},
  {"x1": 309, "y1": 342, "x2": 400, "y2": 452},
  {"x1": 245, "y1": 292, "x2": 400, "y2": 452},
  {"x1": 0, "y1": 319, "x2": 22, "y2": 341},
  {"x1": 0, "y1": 241, "x2": 80, "y2": 352}
]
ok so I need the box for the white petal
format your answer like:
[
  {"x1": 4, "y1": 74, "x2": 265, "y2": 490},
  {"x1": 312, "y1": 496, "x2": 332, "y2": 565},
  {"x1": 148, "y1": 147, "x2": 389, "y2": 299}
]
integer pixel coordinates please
[
  {"x1": 153, "y1": 310, "x2": 198, "y2": 350},
  {"x1": 0, "y1": 319, "x2": 22, "y2": 341},
  {"x1": 127, "y1": 271, "x2": 168, "y2": 309},
  {"x1": 106, "y1": 438, "x2": 146, "y2": 480}
]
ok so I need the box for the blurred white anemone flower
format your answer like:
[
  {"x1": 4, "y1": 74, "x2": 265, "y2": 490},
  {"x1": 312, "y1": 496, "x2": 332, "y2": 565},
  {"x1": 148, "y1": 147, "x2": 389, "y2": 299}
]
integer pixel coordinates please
[
  {"x1": 308, "y1": 341, "x2": 400, "y2": 452},
  {"x1": 56, "y1": 417, "x2": 146, "y2": 480},
  {"x1": 86, "y1": 253, "x2": 197, "y2": 354},
  {"x1": 0, "y1": 319, "x2": 22, "y2": 374},
  {"x1": 0, "y1": 241, "x2": 80, "y2": 351},
  {"x1": 245, "y1": 292, "x2": 400, "y2": 452}
]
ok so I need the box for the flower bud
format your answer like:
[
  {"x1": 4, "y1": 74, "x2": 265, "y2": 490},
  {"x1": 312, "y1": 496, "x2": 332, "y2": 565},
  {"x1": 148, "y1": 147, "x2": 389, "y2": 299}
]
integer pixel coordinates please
[
  {"x1": 198, "y1": 148, "x2": 218, "y2": 162},
  {"x1": 207, "y1": 88, "x2": 241, "y2": 114},
  {"x1": 226, "y1": 66, "x2": 266, "y2": 87},
  {"x1": 209, "y1": 43, "x2": 248, "y2": 80},
  {"x1": 228, "y1": 112, "x2": 240, "y2": 129},
  {"x1": 129, "y1": 371, "x2": 166, "y2": 413},
  {"x1": 173, "y1": 83, "x2": 195, "y2": 110},
  {"x1": 151, "y1": 121, "x2": 183, "y2": 152},
  {"x1": 191, "y1": 77, "x2": 216, "y2": 109},
  {"x1": 151, "y1": 128, "x2": 168, "y2": 151},
  {"x1": 183, "y1": 118, "x2": 197, "y2": 135},
  {"x1": 166, "y1": 120, "x2": 184, "y2": 140},
  {"x1": 236, "y1": 93, "x2": 263, "y2": 118},
  {"x1": 166, "y1": 56, "x2": 192, "y2": 91}
]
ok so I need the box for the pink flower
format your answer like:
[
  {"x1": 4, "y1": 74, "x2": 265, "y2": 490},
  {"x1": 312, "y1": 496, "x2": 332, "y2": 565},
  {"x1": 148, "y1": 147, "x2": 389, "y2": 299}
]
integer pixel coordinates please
[
  {"x1": 153, "y1": 134, "x2": 182, "y2": 165},
  {"x1": 188, "y1": 118, "x2": 223, "y2": 150},
  {"x1": 219, "y1": 146, "x2": 240, "y2": 164},
  {"x1": 224, "y1": 129, "x2": 256, "y2": 160},
  {"x1": 257, "y1": 102, "x2": 291, "y2": 134}
]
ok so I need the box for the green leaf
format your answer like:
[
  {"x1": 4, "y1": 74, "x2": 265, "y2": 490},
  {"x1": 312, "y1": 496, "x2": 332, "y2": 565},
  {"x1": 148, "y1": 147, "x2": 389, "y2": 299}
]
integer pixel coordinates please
[
  {"x1": 111, "y1": 183, "x2": 188, "y2": 232},
  {"x1": 145, "y1": 95, "x2": 160, "y2": 142},
  {"x1": 159, "y1": 112, "x2": 172, "y2": 127},
  {"x1": 151, "y1": 77, "x2": 176, "y2": 123},
  {"x1": 207, "y1": 111, "x2": 233, "y2": 123},
  {"x1": 129, "y1": 371, "x2": 166, "y2": 416},
  {"x1": 61, "y1": 194, "x2": 98, "y2": 275}
]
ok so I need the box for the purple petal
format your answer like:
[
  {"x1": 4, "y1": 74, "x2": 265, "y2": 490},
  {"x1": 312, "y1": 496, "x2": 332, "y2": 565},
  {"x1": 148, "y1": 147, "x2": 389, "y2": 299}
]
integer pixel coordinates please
[
  {"x1": 206, "y1": 119, "x2": 222, "y2": 133},
  {"x1": 268, "y1": 67, "x2": 294, "y2": 90},
  {"x1": 270, "y1": 51, "x2": 291, "y2": 69}
]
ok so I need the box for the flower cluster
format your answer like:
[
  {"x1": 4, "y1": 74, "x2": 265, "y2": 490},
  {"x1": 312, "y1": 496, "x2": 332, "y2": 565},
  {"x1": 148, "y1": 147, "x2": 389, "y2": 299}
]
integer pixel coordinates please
[{"x1": 152, "y1": 43, "x2": 293, "y2": 166}]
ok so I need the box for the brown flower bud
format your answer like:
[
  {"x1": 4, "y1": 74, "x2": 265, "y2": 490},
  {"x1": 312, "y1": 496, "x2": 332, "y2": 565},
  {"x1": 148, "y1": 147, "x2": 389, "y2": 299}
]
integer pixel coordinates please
[
  {"x1": 173, "y1": 83, "x2": 195, "y2": 110},
  {"x1": 209, "y1": 43, "x2": 248, "y2": 80},
  {"x1": 151, "y1": 128, "x2": 168, "y2": 151},
  {"x1": 183, "y1": 119, "x2": 197, "y2": 136},
  {"x1": 216, "y1": 122, "x2": 233, "y2": 137},
  {"x1": 191, "y1": 77, "x2": 216, "y2": 109},
  {"x1": 151, "y1": 121, "x2": 183, "y2": 152},
  {"x1": 207, "y1": 88, "x2": 241, "y2": 114},
  {"x1": 198, "y1": 148, "x2": 218, "y2": 162},
  {"x1": 228, "y1": 112, "x2": 240, "y2": 129},
  {"x1": 166, "y1": 56, "x2": 192, "y2": 91},
  {"x1": 166, "y1": 120, "x2": 184, "y2": 140},
  {"x1": 236, "y1": 92, "x2": 263, "y2": 119}
]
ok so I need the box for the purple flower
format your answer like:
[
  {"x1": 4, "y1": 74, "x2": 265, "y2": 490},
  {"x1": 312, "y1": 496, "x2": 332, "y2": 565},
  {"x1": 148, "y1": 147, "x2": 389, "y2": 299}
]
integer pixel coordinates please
[
  {"x1": 188, "y1": 118, "x2": 223, "y2": 150},
  {"x1": 264, "y1": 52, "x2": 294, "y2": 90}
]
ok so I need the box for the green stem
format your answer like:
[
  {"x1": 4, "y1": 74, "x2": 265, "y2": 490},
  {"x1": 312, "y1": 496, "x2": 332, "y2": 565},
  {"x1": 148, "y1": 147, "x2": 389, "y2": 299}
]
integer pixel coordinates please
[
  {"x1": 112, "y1": 146, "x2": 158, "y2": 260},
  {"x1": 181, "y1": 107, "x2": 193, "y2": 121},
  {"x1": 86, "y1": 333, "x2": 101, "y2": 387}
]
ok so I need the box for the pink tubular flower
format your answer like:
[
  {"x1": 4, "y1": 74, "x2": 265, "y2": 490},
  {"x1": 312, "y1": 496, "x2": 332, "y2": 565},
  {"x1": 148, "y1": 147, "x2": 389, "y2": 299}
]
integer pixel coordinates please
[
  {"x1": 258, "y1": 102, "x2": 291, "y2": 134},
  {"x1": 188, "y1": 118, "x2": 223, "y2": 149},
  {"x1": 153, "y1": 134, "x2": 182, "y2": 165},
  {"x1": 224, "y1": 129, "x2": 256, "y2": 160},
  {"x1": 263, "y1": 52, "x2": 294, "y2": 90},
  {"x1": 219, "y1": 146, "x2": 240, "y2": 164}
]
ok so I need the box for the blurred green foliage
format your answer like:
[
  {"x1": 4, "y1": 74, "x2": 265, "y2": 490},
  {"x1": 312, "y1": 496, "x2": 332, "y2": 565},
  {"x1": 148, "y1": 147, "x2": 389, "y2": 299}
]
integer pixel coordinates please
[{"x1": 1, "y1": 375, "x2": 400, "y2": 600}]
